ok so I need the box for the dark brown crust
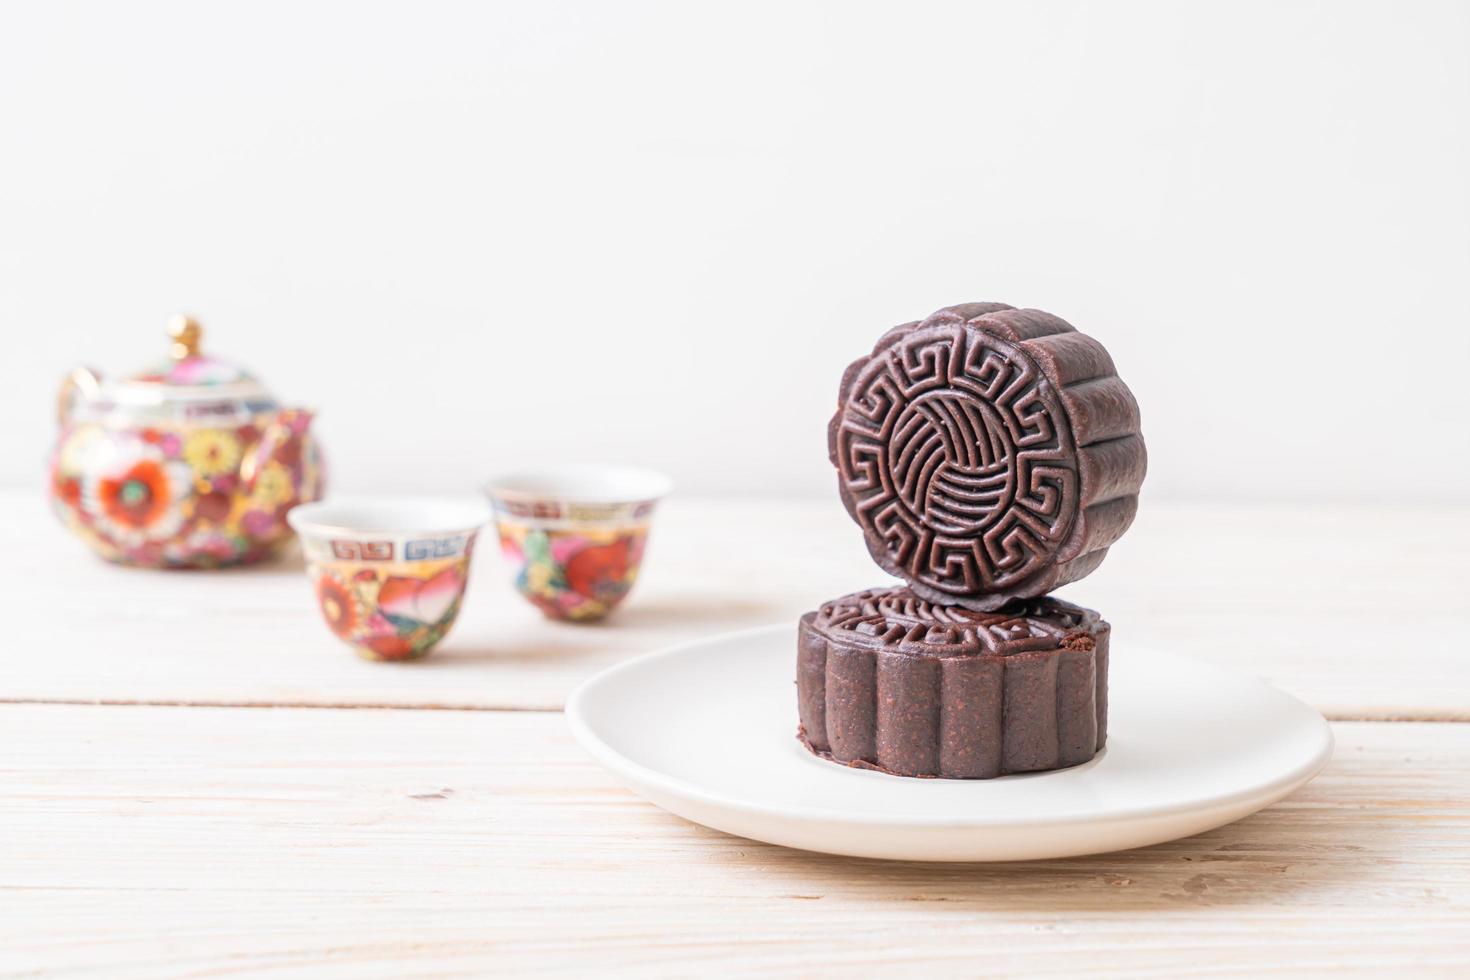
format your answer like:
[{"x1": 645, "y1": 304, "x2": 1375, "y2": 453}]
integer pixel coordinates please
[
  {"x1": 796, "y1": 587, "x2": 1109, "y2": 779},
  {"x1": 829, "y1": 302, "x2": 1146, "y2": 610}
]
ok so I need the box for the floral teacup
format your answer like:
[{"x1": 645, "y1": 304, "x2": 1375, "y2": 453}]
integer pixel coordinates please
[
  {"x1": 288, "y1": 497, "x2": 490, "y2": 661},
  {"x1": 486, "y1": 466, "x2": 671, "y2": 622}
]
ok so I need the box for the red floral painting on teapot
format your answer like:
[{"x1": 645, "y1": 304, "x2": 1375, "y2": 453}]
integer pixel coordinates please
[{"x1": 48, "y1": 410, "x2": 324, "y2": 568}]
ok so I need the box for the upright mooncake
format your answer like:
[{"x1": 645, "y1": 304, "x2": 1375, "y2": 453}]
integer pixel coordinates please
[{"x1": 829, "y1": 302, "x2": 1146, "y2": 611}]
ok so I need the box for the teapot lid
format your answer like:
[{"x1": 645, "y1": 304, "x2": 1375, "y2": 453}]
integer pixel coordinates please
[{"x1": 113, "y1": 315, "x2": 274, "y2": 406}]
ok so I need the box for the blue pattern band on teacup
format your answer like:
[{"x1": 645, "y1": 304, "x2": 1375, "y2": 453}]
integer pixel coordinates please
[
  {"x1": 405, "y1": 535, "x2": 469, "y2": 560},
  {"x1": 303, "y1": 532, "x2": 475, "y2": 563}
]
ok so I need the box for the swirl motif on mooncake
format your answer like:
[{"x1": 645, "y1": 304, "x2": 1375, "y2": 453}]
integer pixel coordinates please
[{"x1": 830, "y1": 302, "x2": 1146, "y2": 610}]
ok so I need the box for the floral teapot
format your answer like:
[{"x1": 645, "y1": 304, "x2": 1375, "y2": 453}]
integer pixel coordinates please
[{"x1": 49, "y1": 315, "x2": 324, "y2": 568}]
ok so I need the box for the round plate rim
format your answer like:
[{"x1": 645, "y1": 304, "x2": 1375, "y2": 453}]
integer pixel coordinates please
[{"x1": 566, "y1": 623, "x2": 1334, "y2": 831}]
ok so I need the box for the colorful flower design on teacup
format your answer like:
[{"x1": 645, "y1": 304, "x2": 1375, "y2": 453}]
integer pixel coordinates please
[
  {"x1": 487, "y1": 466, "x2": 667, "y2": 622},
  {"x1": 379, "y1": 566, "x2": 464, "y2": 631},
  {"x1": 499, "y1": 523, "x2": 648, "y2": 621},
  {"x1": 308, "y1": 560, "x2": 469, "y2": 661},
  {"x1": 316, "y1": 572, "x2": 364, "y2": 639},
  {"x1": 295, "y1": 518, "x2": 478, "y2": 665},
  {"x1": 291, "y1": 498, "x2": 487, "y2": 661}
]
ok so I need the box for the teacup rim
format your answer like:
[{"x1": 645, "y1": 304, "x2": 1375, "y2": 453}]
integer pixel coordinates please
[
  {"x1": 484, "y1": 464, "x2": 673, "y2": 505},
  {"x1": 288, "y1": 496, "x2": 492, "y2": 537}
]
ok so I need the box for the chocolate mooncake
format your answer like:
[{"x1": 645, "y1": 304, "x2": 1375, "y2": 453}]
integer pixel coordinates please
[
  {"x1": 830, "y1": 302, "x2": 1146, "y2": 611},
  {"x1": 797, "y1": 586, "x2": 1108, "y2": 779}
]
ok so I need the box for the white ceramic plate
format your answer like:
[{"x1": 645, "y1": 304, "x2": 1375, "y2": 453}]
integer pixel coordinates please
[{"x1": 567, "y1": 625, "x2": 1333, "y2": 862}]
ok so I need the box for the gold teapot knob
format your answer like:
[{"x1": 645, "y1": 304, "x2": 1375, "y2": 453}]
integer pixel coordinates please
[{"x1": 168, "y1": 314, "x2": 202, "y2": 360}]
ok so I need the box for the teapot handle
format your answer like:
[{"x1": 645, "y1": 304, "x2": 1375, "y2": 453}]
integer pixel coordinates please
[{"x1": 57, "y1": 366, "x2": 103, "y2": 426}]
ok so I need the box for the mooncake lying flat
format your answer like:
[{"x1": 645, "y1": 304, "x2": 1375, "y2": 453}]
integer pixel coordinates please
[{"x1": 797, "y1": 586, "x2": 1109, "y2": 779}]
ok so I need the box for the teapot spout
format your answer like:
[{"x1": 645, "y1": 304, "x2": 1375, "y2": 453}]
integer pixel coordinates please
[{"x1": 240, "y1": 408, "x2": 319, "y2": 499}]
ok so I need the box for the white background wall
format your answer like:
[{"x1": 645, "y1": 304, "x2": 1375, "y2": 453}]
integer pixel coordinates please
[{"x1": 3, "y1": 1, "x2": 1467, "y2": 501}]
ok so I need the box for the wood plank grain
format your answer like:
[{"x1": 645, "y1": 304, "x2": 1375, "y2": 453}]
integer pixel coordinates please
[
  {"x1": 0, "y1": 704, "x2": 1465, "y2": 977},
  {"x1": 8, "y1": 491, "x2": 1468, "y2": 717}
]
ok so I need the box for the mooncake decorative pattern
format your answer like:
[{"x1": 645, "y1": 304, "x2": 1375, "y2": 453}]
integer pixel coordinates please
[{"x1": 830, "y1": 302, "x2": 1146, "y2": 610}]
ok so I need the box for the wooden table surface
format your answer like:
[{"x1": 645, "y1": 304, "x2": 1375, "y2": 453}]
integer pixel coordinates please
[{"x1": 3, "y1": 491, "x2": 1468, "y2": 976}]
